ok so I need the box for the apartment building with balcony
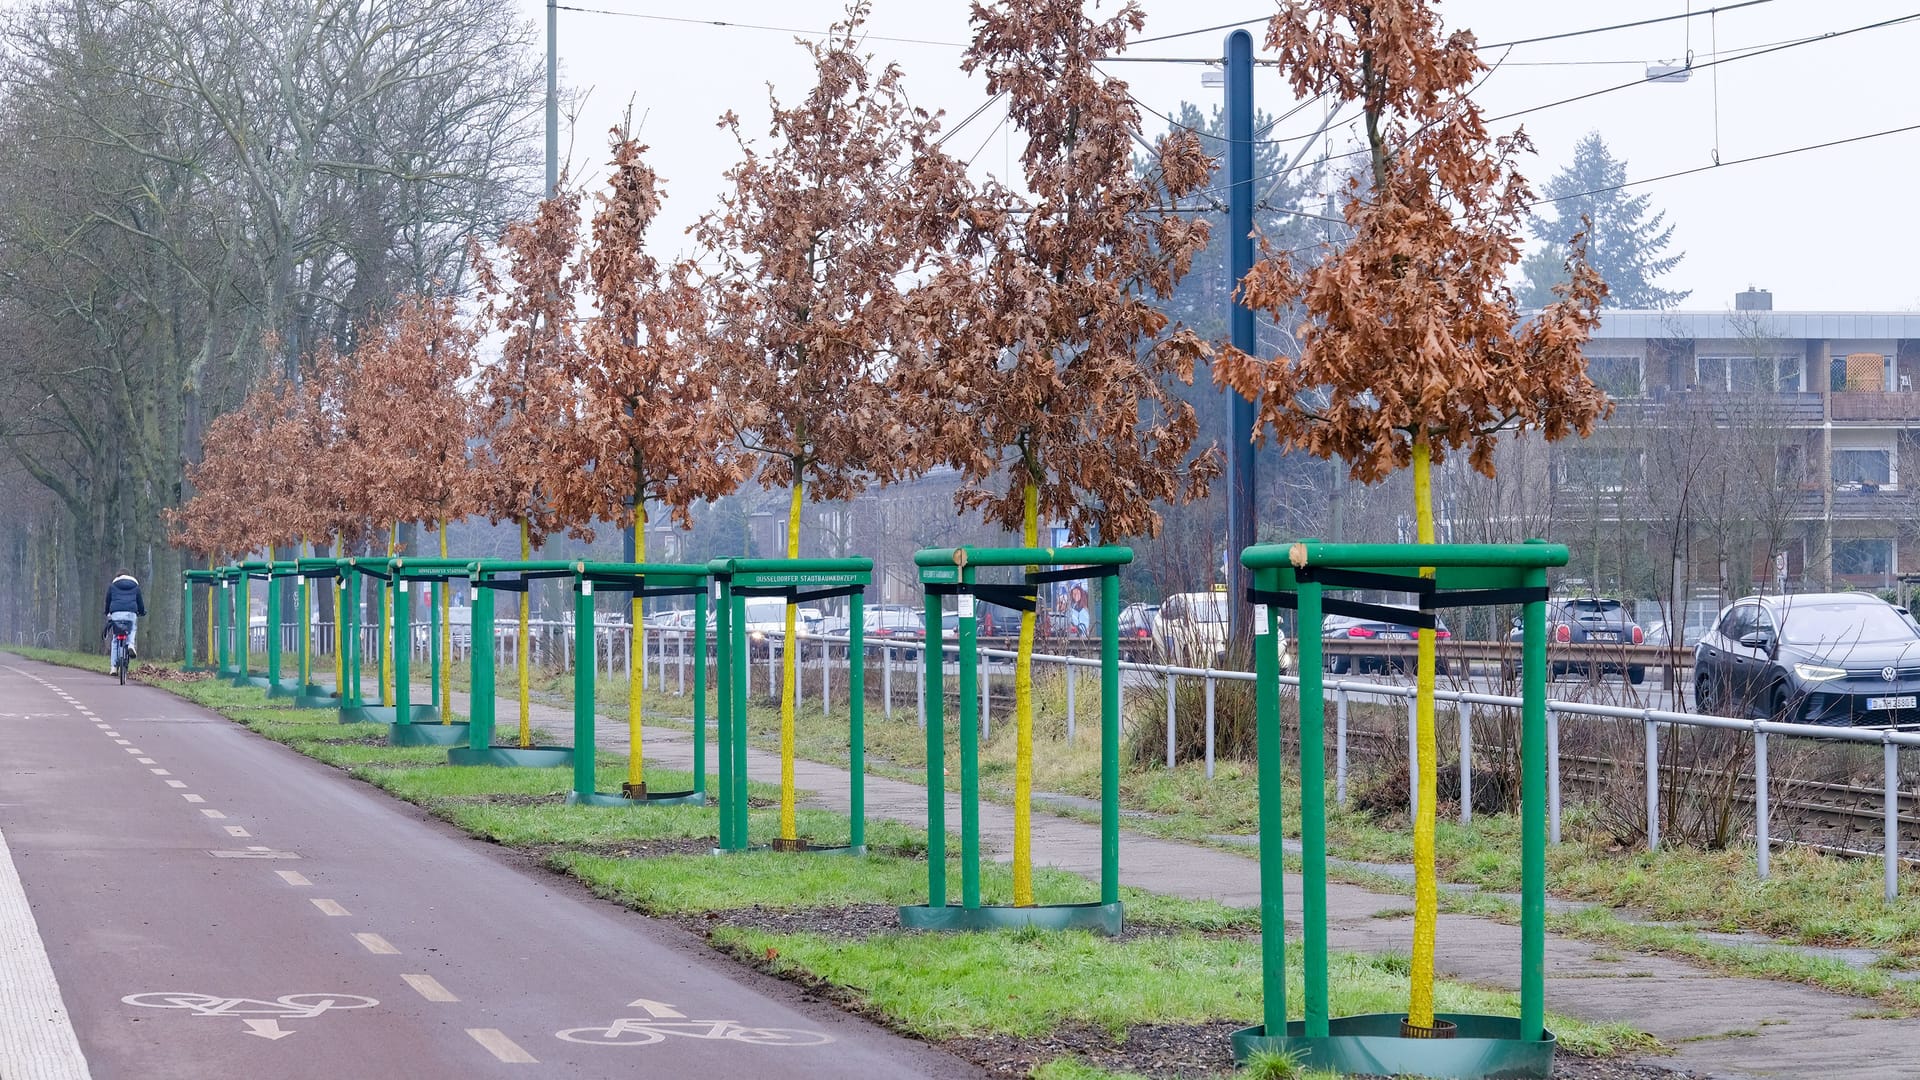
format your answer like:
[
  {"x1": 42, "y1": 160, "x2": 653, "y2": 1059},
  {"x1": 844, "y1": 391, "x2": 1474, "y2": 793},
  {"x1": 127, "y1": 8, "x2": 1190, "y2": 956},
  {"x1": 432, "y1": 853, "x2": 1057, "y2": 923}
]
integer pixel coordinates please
[{"x1": 1551, "y1": 289, "x2": 1920, "y2": 596}]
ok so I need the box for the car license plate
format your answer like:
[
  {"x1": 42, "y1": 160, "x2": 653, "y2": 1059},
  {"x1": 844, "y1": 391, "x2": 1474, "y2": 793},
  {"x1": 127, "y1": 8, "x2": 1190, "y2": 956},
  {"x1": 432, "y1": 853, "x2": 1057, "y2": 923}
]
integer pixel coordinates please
[
  {"x1": 1381, "y1": 632, "x2": 1407, "y2": 640},
  {"x1": 1591, "y1": 632, "x2": 1619, "y2": 641},
  {"x1": 1867, "y1": 696, "x2": 1916, "y2": 710}
]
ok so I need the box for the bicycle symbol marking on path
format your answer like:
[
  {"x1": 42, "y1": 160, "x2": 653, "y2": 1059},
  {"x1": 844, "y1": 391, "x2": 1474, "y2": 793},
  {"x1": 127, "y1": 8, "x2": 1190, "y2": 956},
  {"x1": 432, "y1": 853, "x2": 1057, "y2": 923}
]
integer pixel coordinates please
[
  {"x1": 556, "y1": 999, "x2": 832, "y2": 1048},
  {"x1": 123, "y1": 992, "x2": 379, "y2": 1038}
]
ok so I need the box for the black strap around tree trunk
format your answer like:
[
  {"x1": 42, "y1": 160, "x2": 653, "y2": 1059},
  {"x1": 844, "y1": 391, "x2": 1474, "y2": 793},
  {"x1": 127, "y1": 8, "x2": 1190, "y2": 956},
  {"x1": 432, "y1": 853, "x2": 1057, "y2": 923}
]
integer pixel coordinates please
[
  {"x1": 926, "y1": 581, "x2": 1037, "y2": 613},
  {"x1": 1025, "y1": 564, "x2": 1121, "y2": 585},
  {"x1": 732, "y1": 584, "x2": 865, "y2": 605}
]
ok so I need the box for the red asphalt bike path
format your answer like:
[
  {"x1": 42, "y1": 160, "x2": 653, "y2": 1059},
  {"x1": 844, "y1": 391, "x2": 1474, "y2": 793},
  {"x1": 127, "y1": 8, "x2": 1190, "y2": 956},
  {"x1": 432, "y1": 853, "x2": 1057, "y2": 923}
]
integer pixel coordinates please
[{"x1": 0, "y1": 655, "x2": 981, "y2": 1080}]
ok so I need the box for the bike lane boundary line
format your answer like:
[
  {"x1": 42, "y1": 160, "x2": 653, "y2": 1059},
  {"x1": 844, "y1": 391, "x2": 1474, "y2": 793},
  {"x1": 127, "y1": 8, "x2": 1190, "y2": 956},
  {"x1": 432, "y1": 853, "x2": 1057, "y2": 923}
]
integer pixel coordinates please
[{"x1": 0, "y1": 821, "x2": 93, "y2": 1080}]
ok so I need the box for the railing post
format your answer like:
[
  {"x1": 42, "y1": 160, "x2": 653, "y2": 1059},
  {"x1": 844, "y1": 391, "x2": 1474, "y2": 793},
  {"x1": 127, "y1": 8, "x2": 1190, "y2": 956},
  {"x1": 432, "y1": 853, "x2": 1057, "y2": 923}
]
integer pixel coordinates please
[
  {"x1": 1407, "y1": 694, "x2": 1419, "y2": 818},
  {"x1": 1204, "y1": 670, "x2": 1217, "y2": 780},
  {"x1": 1066, "y1": 660, "x2": 1077, "y2": 742},
  {"x1": 1335, "y1": 687, "x2": 1349, "y2": 806},
  {"x1": 916, "y1": 642, "x2": 926, "y2": 730},
  {"x1": 882, "y1": 645, "x2": 893, "y2": 719},
  {"x1": 1885, "y1": 738, "x2": 1900, "y2": 903},
  {"x1": 1458, "y1": 697, "x2": 1472, "y2": 826},
  {"x1": 823, "y1": 636, "x2": 832, "y2": 717},
  {"x1": 1166, "y1": 670, "x2": 1177, "y2": 769},
  {"x1": 981, "y1": 662, "x2": 991, "y2": 742},
  {"x1": 1547, "y1": 706, "x2": 1562, "y2": 844},
  {"x1": 1755, "y1": 728, "x2": 1770, "y2": 879},
  {"x1": 1644, "y1": 715, "x2": 1660, "y2": 851}
]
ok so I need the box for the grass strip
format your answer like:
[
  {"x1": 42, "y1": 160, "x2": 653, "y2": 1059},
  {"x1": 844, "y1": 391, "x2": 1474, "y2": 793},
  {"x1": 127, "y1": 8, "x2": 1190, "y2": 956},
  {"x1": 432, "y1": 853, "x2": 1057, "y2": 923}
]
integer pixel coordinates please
[{"x1": 709, "y1": 925, "x2": 1650, "y2": 1056}]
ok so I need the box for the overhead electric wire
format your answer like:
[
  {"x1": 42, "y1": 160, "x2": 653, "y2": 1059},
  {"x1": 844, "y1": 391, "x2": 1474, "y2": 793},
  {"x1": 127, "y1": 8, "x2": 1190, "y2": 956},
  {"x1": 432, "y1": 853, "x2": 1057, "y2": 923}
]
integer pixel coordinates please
[
  {"x1": 1484, "y1": 9, "x2": 1920, "y2": 127},
  {"x1": 1160, "y1": 6, "x2": 1920, "y2": 213},
  {"x1": 1533, "y1": 118, "x2": 1920, "y2": 207},
  {"x1": 551, "y1": 5, "x2": 964, "y2": 47},
  {"x1": 1131, "y1": 0, "x2": 1779, "y2": 50}
]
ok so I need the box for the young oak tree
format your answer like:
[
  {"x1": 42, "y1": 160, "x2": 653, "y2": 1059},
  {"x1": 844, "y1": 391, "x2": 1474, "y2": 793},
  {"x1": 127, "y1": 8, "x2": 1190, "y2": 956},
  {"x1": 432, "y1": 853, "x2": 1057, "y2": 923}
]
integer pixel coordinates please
[
  {"x1": 1215, "y1": 0, "x2": 1609, "y2": 1031},
  {"x1": 343, "y1": 295, "x2": 482, "y2": 716},
  {"x1": 559, "y1": 130, "x2": 746, "y2": 796},
  {"x1": 473, "y1": 187, "x2": 590, "y2": 746},
  {"x1": 696, "y1": 3, "x2": 974, "y2": 845},
  {"x1": 908, "y1": 0, "x2": 1220, "y2": 907}
]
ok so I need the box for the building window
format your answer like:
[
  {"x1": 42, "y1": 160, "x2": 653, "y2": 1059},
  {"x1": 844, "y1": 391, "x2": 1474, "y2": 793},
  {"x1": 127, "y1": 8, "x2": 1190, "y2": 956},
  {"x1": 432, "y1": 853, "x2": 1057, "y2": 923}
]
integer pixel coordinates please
[
  {"x1": 1833, "y1": 448, "x2": 1892, "y2": 487},
  {"x1": 1585, "y1": 356, "x2": 1641, "y2": 398},
  {"x1": 1557, "y1": 447, "x2": 1642, "y2": 491},
  {"x1": 1833, "y1": 538, "x2": 1894, "y2": 576},
  {"x1": 1830, "y1": 353, "x2": 1893, "y2": 392},
  {"x1": 1695, "y1": 355, "x2": 1800, "y2": 392}
]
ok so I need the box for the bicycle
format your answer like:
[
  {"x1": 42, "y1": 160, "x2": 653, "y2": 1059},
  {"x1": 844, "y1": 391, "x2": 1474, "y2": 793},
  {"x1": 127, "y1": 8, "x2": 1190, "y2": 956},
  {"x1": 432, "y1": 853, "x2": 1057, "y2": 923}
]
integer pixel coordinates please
[
  {"x1": 555, "y1": 1017, "x2": 832, "y2": 1047},
  {"x1": 106, "y1": 617, "x2": 134, "y2": 685}
]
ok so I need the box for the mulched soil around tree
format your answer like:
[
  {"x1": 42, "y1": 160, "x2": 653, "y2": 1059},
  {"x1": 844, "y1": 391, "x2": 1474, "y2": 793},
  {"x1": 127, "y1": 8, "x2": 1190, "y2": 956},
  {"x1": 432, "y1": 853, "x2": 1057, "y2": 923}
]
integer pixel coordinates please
[{"x1": 949, "y1": 1020, "x2": 1708, "y2": 1079}]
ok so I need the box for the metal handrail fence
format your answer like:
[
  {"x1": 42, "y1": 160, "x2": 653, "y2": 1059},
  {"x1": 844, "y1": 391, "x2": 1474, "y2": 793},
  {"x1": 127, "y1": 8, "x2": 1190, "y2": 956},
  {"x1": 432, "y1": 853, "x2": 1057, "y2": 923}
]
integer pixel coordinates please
[{"x1": 255, "y1": 614, "x2": 1917, "y2": 900}]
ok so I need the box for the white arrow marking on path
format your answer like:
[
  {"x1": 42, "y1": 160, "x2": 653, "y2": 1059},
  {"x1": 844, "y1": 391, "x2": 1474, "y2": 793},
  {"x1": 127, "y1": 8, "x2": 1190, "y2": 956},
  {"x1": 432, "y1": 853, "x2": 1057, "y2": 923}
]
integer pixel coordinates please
[
  {"x1": 626, "y1": 998, "x2": 685, "y2": 1019},
  {"x1": 242, "y1": 1019, "x2": 294, "y2": 1040}
]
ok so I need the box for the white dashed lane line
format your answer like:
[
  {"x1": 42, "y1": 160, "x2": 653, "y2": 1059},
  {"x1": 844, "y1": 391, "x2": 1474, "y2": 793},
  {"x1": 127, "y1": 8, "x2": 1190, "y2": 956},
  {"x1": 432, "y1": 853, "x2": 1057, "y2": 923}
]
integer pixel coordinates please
[
  {"x1": 224, "y1": 827, "x2": 250, "y2": 838},
  {"x1": 181, "y1": 795, "x2": 205, "y2": 804},
  {"x1": 402, "y1": 974, "x2": 459, "y2": 1002},
  {"x1": 275, "y1": 871, "x2": 312, "y2": 887},
  {"x1": 135, "y1": 758, "x2": 155, "y2": 765},
  {"x1": 149, "y1": 769, "x2": 169, "y2": 776},
  {"x1": 199, "y1": 810, "x2": 225, "y2": 820},
  {"x1": 466, "y1": 1029, "x2": 537, "y2": 1064},
  {"x1": 310, "y1": 900, "x2": 350, "y2": 917},
  {"x1": 164, "y1": 781, "x2": 186, "y2": 789},
  {"x1": 354, "y1": 933, "x2": 399, "y2": 956}
]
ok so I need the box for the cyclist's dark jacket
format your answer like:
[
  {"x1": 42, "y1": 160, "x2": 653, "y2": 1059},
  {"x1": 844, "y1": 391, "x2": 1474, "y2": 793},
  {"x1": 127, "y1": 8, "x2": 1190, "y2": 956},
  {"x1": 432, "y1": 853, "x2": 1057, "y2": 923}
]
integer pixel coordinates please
[{"x1": 104, "y1": 575, "x2": 146, "y2": 617}]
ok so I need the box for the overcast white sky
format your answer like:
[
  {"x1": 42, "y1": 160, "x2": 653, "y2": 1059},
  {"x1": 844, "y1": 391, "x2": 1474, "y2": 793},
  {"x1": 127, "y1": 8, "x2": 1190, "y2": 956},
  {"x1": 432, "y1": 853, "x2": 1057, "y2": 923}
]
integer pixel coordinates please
[{"x1": 514, "y1": 0, "x2": 1920, "y2": 312}]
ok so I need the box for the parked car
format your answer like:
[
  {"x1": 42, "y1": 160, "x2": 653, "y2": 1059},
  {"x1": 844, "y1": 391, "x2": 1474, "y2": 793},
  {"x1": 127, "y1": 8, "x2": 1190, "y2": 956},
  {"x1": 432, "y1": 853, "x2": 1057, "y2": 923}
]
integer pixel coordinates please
[
  {"x1": 1322, "y1": 608, "x2": 1454, "y2": 675},
  {"x1": 1694, "y1": 593, "x2": 1920, "y2": 725},
  {"x1": 862, "y1": 606, "x2": 925, "y2": 658},
  {"x1": 644, "y1": 608, "x2": 695, "y2": 630},
  {"x1": 1154, "y1": 588, "x2": 1290, "y2": 671},
  {"x1": 1506, "y1": 596, "x2": 1647, "y2": 684},
  {"x1": 1155, "y1": 589, "x2": 1230, "y2": 660},
  {"x1": 1117, "y1": 602, "x2": 1159, "y2": 641}
]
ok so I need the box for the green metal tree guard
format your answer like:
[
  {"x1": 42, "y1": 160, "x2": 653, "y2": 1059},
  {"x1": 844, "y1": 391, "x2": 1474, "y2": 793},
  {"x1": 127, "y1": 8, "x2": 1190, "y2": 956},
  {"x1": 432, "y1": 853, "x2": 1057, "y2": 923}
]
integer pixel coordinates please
[
  {"x1": 214, "y1": 568, "x2": 235, "y2": 677},
  {"x1": 1232, "y1": 540, "x2": 1566, "y2": 1079},
  {"x1": 264, "y1": 560, "x2": 314, "y2": 699},
  {"x1": 384, "y1": 559, "x2": 464, "y2": 745},
  {"x1": 707, "y1": 557, "x2": 869, "y2": 854},
  {"x1": 899, "y1": 545, "x2": 1131, "y2": 935},
  {"x1": 231, "y1": 561, "x2": 272, "y2": 689},
  {"x1": 290, "y1": 557, "x2": 346, "y2": 709},
  {"x1": 181, "y1": 570, "x2": 218, "y2": 672},
  {"x1": 337, "y1": 560, "x2": 428, "y2": 724},
  {"x1": 562, "y1": 562, "x2": 712, "y2": 806},
  {"x1": 445, "y1": 560, "x2": 575, "y2": 767}
]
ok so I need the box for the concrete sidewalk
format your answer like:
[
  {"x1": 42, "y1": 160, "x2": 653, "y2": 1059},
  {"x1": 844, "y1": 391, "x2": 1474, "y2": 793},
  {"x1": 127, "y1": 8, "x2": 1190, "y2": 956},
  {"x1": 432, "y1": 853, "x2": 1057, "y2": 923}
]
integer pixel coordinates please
[{"x1": 402, "y1": 679, "x2": 1911, "y2": 1078}]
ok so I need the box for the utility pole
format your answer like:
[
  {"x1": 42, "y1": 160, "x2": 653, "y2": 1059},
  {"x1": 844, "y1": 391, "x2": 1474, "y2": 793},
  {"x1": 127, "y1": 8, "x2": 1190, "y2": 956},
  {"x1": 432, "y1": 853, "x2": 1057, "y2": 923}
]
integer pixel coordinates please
[
  {"x1": 546, "y1": 0, "x2": 559, "y2": 197},
  {"x1": 1225, "y1": 29, "x2": 1256, "y2": 637}
]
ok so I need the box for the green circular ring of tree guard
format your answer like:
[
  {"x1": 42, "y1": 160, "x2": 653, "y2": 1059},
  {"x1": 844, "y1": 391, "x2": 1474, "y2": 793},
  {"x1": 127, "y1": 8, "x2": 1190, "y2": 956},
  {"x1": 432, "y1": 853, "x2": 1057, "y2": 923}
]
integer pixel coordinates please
[
  {"x1": 443, "y1": 745, "x2": 573, "y2": 768},
  {"x1": 387, "y1": 720, "x2": 470, "y2": 747},
  {"x1": 897, "y1": 900, "x2": 1123, "y2": 936},
  {"x1": 1231, "y1": 1014, "x2": 1555, "y2": 1079}
]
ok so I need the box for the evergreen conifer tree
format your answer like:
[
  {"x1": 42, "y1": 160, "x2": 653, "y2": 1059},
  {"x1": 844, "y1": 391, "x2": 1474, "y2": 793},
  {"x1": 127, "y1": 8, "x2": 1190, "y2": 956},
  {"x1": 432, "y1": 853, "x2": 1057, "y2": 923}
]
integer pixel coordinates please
[{"x1": 1523, "y1": 132, "x2": 1688, "y2": 309}]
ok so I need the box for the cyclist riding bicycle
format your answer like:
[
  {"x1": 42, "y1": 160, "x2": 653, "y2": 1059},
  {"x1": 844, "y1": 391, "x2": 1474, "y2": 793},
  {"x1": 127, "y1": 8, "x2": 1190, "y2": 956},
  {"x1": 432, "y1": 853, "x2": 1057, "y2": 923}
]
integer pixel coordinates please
[{"x1": 103, "y1": 570, "x2": 146, "y2": 673}]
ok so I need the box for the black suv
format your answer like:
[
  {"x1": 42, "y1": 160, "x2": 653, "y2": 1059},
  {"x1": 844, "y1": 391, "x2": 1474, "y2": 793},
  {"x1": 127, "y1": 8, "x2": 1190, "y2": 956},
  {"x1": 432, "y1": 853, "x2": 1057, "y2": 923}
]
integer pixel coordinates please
[
  {"x1": 1694, "y1": 593, "x2": 1920, "y2": 725},
  {"x1": 1506, "y1": 596, "x2": 1647, "y2": 684}
]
